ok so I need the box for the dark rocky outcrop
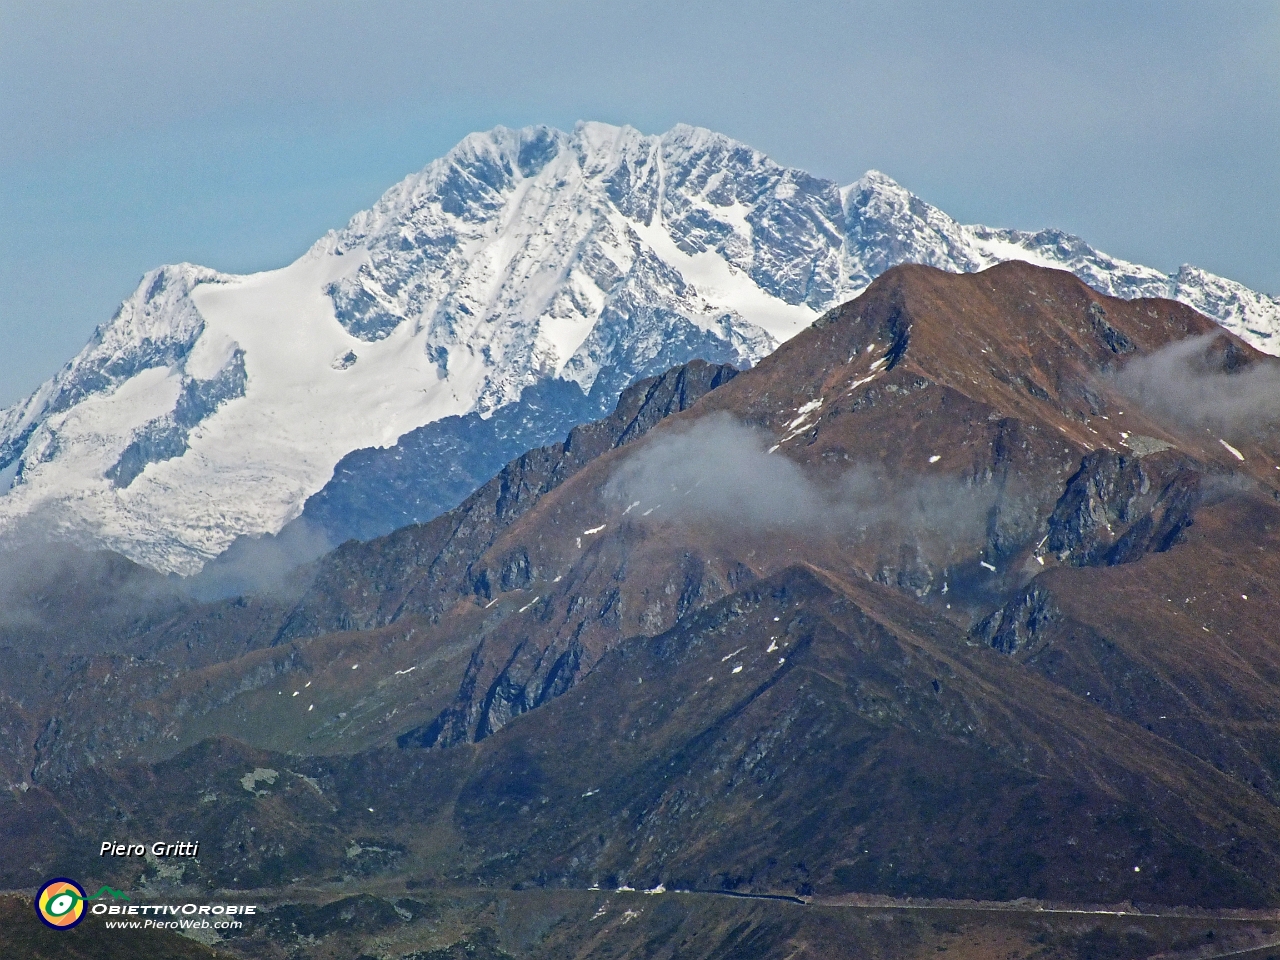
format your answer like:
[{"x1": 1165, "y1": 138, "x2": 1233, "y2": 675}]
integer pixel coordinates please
[
  {"x1": 973, "y1": 582, "x2": 1060, "y2": 654},
  {"x1": 1045, "y1": 449, "x2": 1203, "y2": 566}
]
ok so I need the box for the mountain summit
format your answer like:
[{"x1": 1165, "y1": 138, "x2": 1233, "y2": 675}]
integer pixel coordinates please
[{"x1": 2, "y1": 122, "x2": 1277, "y2": 572}]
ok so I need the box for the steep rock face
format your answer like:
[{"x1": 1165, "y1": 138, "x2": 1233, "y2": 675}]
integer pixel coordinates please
[
  {"x1": 0, "y1": 264, "x2": 218, "y2": 472},
  {"x1": 294, "y1": 377, "x2": 608, "y2": 545},
  {"x1": 3, "y1": 124, "x2": 1279, "y2": 571},
  {"x1": 1044, "y1": 449, "x2": 1203, "y2": 565},
  {"x1": 974, "y1": 493, "x2": 1280, "y2": 805}
]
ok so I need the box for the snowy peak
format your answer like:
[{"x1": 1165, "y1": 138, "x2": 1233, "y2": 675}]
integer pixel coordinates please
[
  {"x1": 323, "y1": 121, "x2": 817, "y2": 412},
  {"x1": 843, "y1": 169, "x2": 918, "y2": 218},
  {"x1": 0, "y1": 263, "x2": 222, "y2": 466},
  {"x1": 841, "y1": 170, "x2": 983, "y2": 287},
  {"x1": 1, "y1": 121, "x2": 1278, "y2": 573},
  {"x1": 1169, "y1": 263, "x2": 1280, "y2": 345}
]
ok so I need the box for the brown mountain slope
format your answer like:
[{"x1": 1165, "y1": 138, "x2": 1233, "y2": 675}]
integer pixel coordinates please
[
  {"x1": 28, "y1": 261, "x2": 1280, "y2": 774},
  {"x1": 388, "y1": 261, "x2": 1280, "y2": 749},
  {"x1": 980, "y1": 493, "x2": 1280, "y2": 802},
  {"x1": 6, "y1": 261, "x2": 1280, "y2": 936},
  {"x1": 392, "y1": 564, "x2": 1278, "y2": 906},
  {"x1": 7, "y1": 566, "x2": 1280, "y2": 911}
]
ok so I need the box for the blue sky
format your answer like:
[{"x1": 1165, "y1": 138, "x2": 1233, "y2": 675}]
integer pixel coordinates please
[{"x1": 2, "y1": 0, "x2": 1277, "y2": 406}]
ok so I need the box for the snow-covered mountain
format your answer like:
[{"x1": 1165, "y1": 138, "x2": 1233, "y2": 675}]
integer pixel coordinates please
[{"x1": 2, "y1": 121, "x2": 1278, "y2": 573}]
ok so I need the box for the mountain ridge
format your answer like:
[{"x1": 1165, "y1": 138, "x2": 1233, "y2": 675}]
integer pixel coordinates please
[
  {"x1": 2, "y1": 121, "x2": 1278, "y2": 572},
  {"x1": 5, "y1": 263, "x2": 1280, "y2": 956}
]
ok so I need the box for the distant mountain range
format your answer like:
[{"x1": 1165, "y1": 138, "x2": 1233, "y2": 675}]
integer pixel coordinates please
[{"x1": 2, "y1": 122, "x2": 1278, "y2": 573}]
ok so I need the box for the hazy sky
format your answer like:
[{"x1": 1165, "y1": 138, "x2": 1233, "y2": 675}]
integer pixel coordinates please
[{"x1": 2, "y1": 0, "x2": 1277, "y2": 406}]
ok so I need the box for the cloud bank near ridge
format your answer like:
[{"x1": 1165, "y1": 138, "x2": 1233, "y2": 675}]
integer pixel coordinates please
[
  {"x1": 1114, "y1": 334, "x2": 1280, "y2": 440},
  {"x1": 607, "y1": 412, "x2": 995, "y2": 551}
]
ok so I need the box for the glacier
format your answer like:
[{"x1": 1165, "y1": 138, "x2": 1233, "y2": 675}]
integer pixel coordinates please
[{"x1": 1, "y1": 121, "x2": 1277, "y2": 574}]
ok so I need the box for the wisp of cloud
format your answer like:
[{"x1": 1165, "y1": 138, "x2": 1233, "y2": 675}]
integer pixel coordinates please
[
  {"x1": 1112, "y1": 334, "x2": 1280, "y2": 440},
  {"x1": 181, "y1": 518, "x2": 332, "y2": 602},
  {"x1": 606, "y1": 413, "x2": 994, "y2": 554}
]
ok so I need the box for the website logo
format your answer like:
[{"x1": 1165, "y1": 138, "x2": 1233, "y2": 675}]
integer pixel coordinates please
[
  {"x1": 35, "y1": 878, "x2": 87, "y2": 929},
  {"x1": 34, "y1": 878, "x2": 130, "y2": 930}
]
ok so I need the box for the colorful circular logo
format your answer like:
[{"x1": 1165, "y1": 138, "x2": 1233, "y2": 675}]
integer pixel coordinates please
[{"x1": 35, "y1": 878, "x2": 87, "y2": 929}]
